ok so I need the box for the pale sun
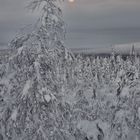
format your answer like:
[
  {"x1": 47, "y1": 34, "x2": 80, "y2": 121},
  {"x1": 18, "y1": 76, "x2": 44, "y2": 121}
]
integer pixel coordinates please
[{"x1": 68, "y1": 0, "x2": 75, "y2": 3}]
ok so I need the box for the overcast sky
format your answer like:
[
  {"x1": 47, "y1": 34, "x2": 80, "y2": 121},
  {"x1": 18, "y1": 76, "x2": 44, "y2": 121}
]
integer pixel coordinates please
[{"x1": 1, "y1": 0, "x2": 140, "y2": 49}]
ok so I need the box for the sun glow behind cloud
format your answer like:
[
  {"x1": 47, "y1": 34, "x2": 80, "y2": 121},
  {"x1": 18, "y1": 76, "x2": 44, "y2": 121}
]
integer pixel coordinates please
[{"x1": 68, "y1": 0, "x2": 75, "y2": 3}]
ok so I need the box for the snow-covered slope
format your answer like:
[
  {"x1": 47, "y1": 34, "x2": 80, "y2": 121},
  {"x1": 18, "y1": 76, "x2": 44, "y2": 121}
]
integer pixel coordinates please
[
  {"x1": 1, "y1": 40, "x2": 140, "y2": 139},
  {"x1": 114, "y1": 42, "x2": 140, "y2": 54},
  {"x1": 71, "y1": 47, "x2": 111, "y2": 54},
  {"x1": 71, "y1": 42, "x2": 140, "y2": 55}
]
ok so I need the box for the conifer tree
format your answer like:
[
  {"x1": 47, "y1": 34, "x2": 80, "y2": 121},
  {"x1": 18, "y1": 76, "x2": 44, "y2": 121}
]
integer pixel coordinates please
[{"x1": 0, "y1": 0, "x2": 76, "y2": 140}]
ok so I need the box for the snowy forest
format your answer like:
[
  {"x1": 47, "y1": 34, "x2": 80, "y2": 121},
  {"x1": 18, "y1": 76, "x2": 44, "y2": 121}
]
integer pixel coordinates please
[{"x1": 0, "y1": 0, "x2": 140, "y2": 140}]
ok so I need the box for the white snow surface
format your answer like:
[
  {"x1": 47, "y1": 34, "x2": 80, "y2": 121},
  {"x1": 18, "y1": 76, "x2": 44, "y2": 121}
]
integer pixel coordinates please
[
  {"x1": 114, "y1": 42, "x2": 140, "y2": 54},
  {"x1": 44, "y1": 94, "x2": 51, "y2": 103},
  {"x1": 11, "y1": 109, "x2": 18, "y2": 121},
  {"x1": 77, "y1": 120, "x2": 110, "y2": 140},
  {"x1": 22, "y1": 80, "x2": 31, "y2": 98}
]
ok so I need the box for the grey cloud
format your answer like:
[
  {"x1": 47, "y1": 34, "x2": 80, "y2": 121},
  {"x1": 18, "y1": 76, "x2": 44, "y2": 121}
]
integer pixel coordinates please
[{"x1": 1, "y1": 0, "x2": 140, "y2": 49}]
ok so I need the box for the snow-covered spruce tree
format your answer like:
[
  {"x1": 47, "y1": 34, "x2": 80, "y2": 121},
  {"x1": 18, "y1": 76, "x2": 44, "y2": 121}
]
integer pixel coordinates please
[{"x1": 0, "y1": 0, "x2": 76, "y2": 140}]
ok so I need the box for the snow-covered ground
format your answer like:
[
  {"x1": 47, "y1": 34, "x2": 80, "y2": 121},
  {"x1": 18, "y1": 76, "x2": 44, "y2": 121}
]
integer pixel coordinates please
[
  {"x1": 114, "y1": 42, "x2": 140, "y2": 55},
  {"x1": 1, "y1": 43, "x2": 140, "y2": 139},
  {"x1": 71, "y1": 42, "x2": 140, "y2": 55},
  {"x1": 1, "y1": 42, "x2": 140, "y2": 57}
]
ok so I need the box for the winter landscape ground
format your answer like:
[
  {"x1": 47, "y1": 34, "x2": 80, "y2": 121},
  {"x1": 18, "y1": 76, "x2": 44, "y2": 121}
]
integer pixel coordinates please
[{"x1": 1, "y1": 0, "x2": 140, "y2": 140}]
